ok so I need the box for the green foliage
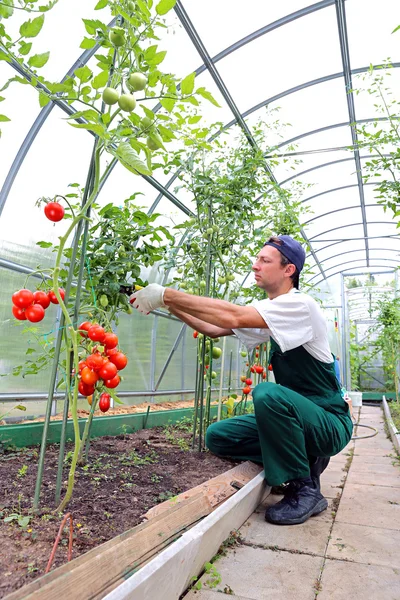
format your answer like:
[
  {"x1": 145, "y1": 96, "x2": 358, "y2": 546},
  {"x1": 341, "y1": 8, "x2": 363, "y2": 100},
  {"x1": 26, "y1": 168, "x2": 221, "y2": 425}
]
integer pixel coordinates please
[
  {"x1": 373, "y1": 296, "x2": 400, "y2": 399},
  {"x1": 4, "y1": 512, "x2": 31, "y2": 528}
]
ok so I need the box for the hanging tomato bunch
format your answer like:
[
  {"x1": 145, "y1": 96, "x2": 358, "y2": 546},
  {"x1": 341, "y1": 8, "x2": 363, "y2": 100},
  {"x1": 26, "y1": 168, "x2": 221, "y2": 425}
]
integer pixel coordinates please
[
  {"x1": 12, "y1": 287, "x2": 65, "y2": 322},
  {"x1": 76, "y1": 321, "x2": 128, "y2": 411}
]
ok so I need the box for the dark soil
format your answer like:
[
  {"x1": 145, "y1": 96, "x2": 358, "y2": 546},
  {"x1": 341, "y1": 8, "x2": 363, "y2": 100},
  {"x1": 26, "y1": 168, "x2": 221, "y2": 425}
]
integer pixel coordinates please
[{"x1": 0, "y1": 423, "x2": 238, "y2": 599}]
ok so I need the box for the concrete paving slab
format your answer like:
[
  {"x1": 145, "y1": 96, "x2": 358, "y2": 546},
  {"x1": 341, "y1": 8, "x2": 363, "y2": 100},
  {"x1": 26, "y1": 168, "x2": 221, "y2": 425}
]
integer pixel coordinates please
[
  {"x1": 320, "y1": 468, "x2": 346, "y2": 499},
  {"x1": 240, "y1": 509, "x2": 332, "y2": 555},
  {"x1": 327, "y1": 521, "x2": 400, "y2": 568},
  {"x1": 346, "y1": 466, "x2": 400, "y2": 487},
  {"x1": 190, "y1": 545, "x2": 324, "y2": 600},
  {"x1": 349, "y1": 459, "x2": 400, "y2": 474},
  {"x1": 352, "y1": 437, "x2": 394, "y2": 455},
  {"x1": 350, "y1": 454, "x2": 399, "y2": 466},
  {"x1": 335, "y1": 483, "x2": 400, "y2": 530},
  {"x1": 318, "y1": 558, "x2": 400, "y2": 600}
]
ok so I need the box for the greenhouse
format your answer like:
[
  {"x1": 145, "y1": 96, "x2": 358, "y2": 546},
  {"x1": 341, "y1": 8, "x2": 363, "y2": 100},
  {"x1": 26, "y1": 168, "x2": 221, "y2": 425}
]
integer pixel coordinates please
[{"x1": 0, "y1": 0, "x2": 400, "y2": 598}]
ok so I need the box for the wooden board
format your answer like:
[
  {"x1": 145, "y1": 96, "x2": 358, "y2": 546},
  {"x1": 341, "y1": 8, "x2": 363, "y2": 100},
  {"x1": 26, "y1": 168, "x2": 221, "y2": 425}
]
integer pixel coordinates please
[
  {"x1": 5, "y1": 493, "x2": 211, "y2": 600},
  {"x1": 142, "y1": 461, "x2": 263, "y2": 521}
]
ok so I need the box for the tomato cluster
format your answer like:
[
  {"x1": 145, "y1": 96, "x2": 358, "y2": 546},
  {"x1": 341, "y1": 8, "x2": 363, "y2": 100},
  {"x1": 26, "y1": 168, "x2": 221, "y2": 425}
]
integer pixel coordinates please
[
  {"x1": 77, "y1": 321, "x2": 128, "y2": 412},
  {"x1": 12, "y1": 288, "x2": 65, "y2": 322}
]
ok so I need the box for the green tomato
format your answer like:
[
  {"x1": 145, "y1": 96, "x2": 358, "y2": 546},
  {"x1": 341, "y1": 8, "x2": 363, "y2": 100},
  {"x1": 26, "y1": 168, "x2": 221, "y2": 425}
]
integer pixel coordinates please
[
  {"x1": 141, "y1": 116, "x2": 153, "y2": 131},
  {"x1": 127, "y1": 1, "x2": 135, "y2": 11},
  {"x1": 118, "y1": 93, "x2": 136, "y2": 112},
  {"x1": 197, "y1": 333, "x2": 204, "y2": 340},
  {"x1": 205, "y1": 228, "x2": 213, "y2": 237},
  {"x1": 199, "y1": 280, "x2": 206, "y2": 288},
  {"x1": 128, "y1": 72, "x2": 148, "y2": 91},
  {"x1": 191, "y1": 243, "x2": 200, "y2": 253},
  {"x1": 240, "y1": 350, "x2": 247, "y2": 357},
  {"x1": 227, "y1": 274, "x2": 235, "y2": 281},
  {"x1": 146, "y1": 136, "x2": 159, "y2": 151},
  {"x1": 109, "y1": 27, "x2": 125, "y2": 47},
  {"x1": 187, "y1": 288, "x2": 193, "y2": 294},
  {"x1": 204, "y1": 355, "x2": 210, "y2": 366},
  {"x1": 100, "y1": 294, "x2": 109, "y2": 307},
  {"x1": 214, "y1": 337, "x2": 220, "y2": 343},
  {"x1": 212, "y1": 225, "x2": 219, "y2": 232},
  {"x1": 102, "y1": 87, "x2": 119, "y2": 105},
  {"x1": 177, "y1": 267, "x2": 183, "y2": 274},
  {"x1": 179, "y1": 282, "x2": 187, "y2": 290},
  {"x1": 211, "y1": 371, "x2": 217, "y2": 379},
  {"x1": 217, "y1": 276, "x2": 226, "y2": 285},
  {"x1": 212, "y1": 347, "x2": 222, "y2": 359}
]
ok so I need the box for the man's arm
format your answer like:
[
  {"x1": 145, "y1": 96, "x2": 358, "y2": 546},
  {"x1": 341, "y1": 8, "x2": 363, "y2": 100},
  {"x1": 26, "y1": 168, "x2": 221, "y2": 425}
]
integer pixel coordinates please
[
  {"x1": 168, "y1": 307, "x2": 233, "y2": 338},
  {"x1": 163, "y1": 288, "x2": 268, "y2": 330}
]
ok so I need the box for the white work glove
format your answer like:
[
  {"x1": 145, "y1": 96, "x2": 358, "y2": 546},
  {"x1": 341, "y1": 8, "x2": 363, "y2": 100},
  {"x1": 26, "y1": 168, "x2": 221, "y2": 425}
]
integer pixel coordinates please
[{"x1": 129, "y1": 283, "x2": 166, "y2": 314}]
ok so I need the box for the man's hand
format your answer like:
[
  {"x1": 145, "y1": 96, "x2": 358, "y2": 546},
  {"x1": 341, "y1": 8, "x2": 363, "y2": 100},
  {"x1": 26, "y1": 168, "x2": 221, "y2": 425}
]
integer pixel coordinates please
[{"x1": 129, "y1": 283, "x2": 166, "y2": 314}]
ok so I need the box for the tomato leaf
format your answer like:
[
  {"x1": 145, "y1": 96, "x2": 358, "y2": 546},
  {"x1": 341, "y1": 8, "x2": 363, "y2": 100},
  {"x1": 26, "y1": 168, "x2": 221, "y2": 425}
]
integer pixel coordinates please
[
  {"x1": 92, "y1": 70, "x2": 109, "y2": 90},
  {"x1": 181, "y1": 72, "x2": 195, "y2": 95},
  {"x1": 160, "y1": 96, "x2": 176, "y2": 113},
  {"x1": 80, "y1": 37, "x2": 97, "y2": 50},
  {"x1": 19, "y1": 42, "x2": 32, "y2": 56},
  {"x1": 75, "y1": 65, "x2": 92, "y2": 83},
  {"x1": 39, "y1": 92, "x2": 50, "y2": 107},
  {"x1": 28, "y1": 51, "x2": 50, "y2": 69},
  {"x1": 0, "y1": 0, "x2": 13, "y2": 18},
  {"x1": 94, "y1": 0, "x2": 108, "y2": 8},
  {"x1": 36, "y1": 241, "x2": 53, "y2": 248},
  {"x1": 155, "y1": 0, "x2": 176, "y2": 15},
  {"x1": 114, "y1": 142, "x2": 153, "y2": 176},
  {"x1": 0, "y1": 114, "x2": 10, "y2": 122},
  {"x1": 196, "y1": 87, "x2": 221, "y2": 107},
  {"x1": 20, "y1": 15, "x2": 45, "y2": 38},
  {"x1": 69, "y1": 122, "x2": 106, "y2": 137}
]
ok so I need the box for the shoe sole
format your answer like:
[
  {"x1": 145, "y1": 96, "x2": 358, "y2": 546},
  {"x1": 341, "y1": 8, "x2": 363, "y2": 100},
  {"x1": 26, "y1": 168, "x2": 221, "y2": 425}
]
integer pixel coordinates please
[{"x1": 265, "y1": 498, "x2": 329, "y2": 526}]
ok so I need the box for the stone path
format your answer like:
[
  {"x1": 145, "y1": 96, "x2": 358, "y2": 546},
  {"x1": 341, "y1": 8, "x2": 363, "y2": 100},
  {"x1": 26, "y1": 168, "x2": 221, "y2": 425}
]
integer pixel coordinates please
[{"x1": 186, "y1": 405, "x2": 400, "y2": 600}]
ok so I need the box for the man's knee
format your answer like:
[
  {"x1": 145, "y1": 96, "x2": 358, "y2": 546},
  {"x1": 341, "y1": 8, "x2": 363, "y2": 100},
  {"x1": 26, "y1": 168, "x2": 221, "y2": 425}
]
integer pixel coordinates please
[{"x1": 252, "y1": 382, "x2": 280, "y2": 411}]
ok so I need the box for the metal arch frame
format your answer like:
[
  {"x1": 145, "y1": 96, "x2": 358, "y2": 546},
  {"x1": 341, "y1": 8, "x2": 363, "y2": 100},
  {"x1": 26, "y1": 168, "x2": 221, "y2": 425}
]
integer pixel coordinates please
[
  {"x1": 302, "y1": 203, "x2": 380, "y2": 226},
  {"x1": 335, "y1": 0, "x2": 369, "y2": 264},
  {"x1": 299, "y1": 184, "x2": 375, "y2": 208},
  {"x1": 174, "y1": 0, "x2": 327, "y2": 281},
  {"x1": 310, "y1": 259, "x2": 400, "y2": 288},
  {"x1": 309, "y1": 257, "x2": 400, "y2": 283},
  {"x1": 306, "y1": 234, "x2": 400, "y2": 260},
  {"x1": 309, "y1": 221, "x2": 398, "y2": 242},
  {"x1": 303, "y1": 248, "x2": 400, "y2": 276}
]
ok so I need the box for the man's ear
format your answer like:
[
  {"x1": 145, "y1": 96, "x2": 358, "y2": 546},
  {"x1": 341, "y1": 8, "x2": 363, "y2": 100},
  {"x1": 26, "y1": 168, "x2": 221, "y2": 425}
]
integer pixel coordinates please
[{"x1": 285, "y1": 263, "x2": 296, "y2": 277}]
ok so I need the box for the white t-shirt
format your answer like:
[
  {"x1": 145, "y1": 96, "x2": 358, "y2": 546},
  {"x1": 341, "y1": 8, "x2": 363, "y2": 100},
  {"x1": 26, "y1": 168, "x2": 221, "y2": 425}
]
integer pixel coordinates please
[{"x1": 232, "y1": 288, "x2": 333, "y2": 363}]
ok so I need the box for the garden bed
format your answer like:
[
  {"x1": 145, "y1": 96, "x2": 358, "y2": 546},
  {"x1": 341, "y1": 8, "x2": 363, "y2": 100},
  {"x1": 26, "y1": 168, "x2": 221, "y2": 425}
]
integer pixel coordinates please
[{"x1": 0, "y1": 422, "x2": 238, "y2": 599}]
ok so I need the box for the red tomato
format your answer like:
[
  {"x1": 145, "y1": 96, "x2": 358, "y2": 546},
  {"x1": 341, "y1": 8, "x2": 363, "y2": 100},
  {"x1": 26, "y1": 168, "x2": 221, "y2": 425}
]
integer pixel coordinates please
[
  {"x1": 12, "y1": 306, "x2": 27, "y2": 320},
  {"x1": 104, "y1": 374, "x2": 120, "y2": 389},
  {"x1": 78, "y1": 321, "x2": 92, "y2": 337},
  {"x1": 268, "y1": 364, "x2": 273, "y2": 372},
  {"x1": 263, "y1": 372, "x2": 267, "y2": 379},
  {"x1": 87, "y1": 395, "x2": 93, "y2": 406},
  {"x1": 106, "y1": 348, "x2": 118, "y2": 357},
  {"x1": 81, "y1": 366, "x2": 99, "y2": 385},
  {"x1": 44, "y1": 202, "x2": 65, "y2": 222},
  {"x1": 242, "y1": 386, "x2": 251, "y2": 395},
  {"x1": 48, "y1": 288, "x2": 65, "y2": 304},
  {"x1": 78, "y1": 379, "x2": 95, "y2": 396},
  {"x1": 78, "y1": 360, "x2": 87, "y2": 373},
  {"x1": 240, "y1": 375, "x2": 246, "y2": 383},
  {"x1": 33, "y1": 290, "x2": 50, "y2": 309},
  {"x1": 250, "y1": 366, "x2": 256, "y2": 373},
  {"x1": 245, "y1": 378, "x2": 253, "y2": 385},
  {"x1": 99, "y1": 361, "x2": 118, "y2": 380},
  {"x1": 255, "y1": 352, "x2": 259, "y2": 358},
  {"x1": 255, "y1": 365, "x2": 264, "y2": 374},
  {"x1": 12, "y1": 289, "x2": 34, "y2": 309},
  {"x1": 193, "y1": 331, "x2": 198, "y2": 339},
  {"x1": 86, "y1": 353, "x2": 104, "y2": 371},
  {"x1": 109, "y1": 351, "x2": 128, "y2": 371},
  {"x1": 88, "y1": 325, "x2": 106, "y2": 342},
  {"x1": 103, "y1": 332, "x2": 118, "y2": 349},
  {"x1": 25, "y1": 304, "x2": 45, "y2": 322},
  {"x1": 256, "y1": 346, "x2": 260, "y2": 350},
  {"x1": 99, "y1": 393, "x2": 111, "y2": 413}
]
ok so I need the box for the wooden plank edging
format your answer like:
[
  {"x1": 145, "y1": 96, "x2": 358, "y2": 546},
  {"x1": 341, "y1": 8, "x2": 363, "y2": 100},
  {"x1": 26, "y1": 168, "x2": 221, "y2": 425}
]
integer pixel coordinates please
[
  {"x1": 102, "y1": 469, "x2": 269, "y2": 600},
  {"x1": 382, "y1": 395, "x2": 400, "y2": 454}
]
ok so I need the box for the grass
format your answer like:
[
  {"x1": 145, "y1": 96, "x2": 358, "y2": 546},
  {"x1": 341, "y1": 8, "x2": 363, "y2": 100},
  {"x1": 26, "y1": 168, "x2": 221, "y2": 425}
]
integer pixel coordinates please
[{"x1": 389, "y1": 401, "x2": 400, "y2": 431}]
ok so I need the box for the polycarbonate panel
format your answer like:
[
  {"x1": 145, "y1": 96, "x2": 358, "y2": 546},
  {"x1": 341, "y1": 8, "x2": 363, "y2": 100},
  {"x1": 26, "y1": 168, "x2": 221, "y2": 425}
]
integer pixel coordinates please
[
  {"x1": 155, "y1": 319, "x2": 190, "y2": 392},
  {"x1": 312, "y1": 238, "x2": 366, "y2": 263},
  {"x1": 354, "y1": 72, "x2": 400, "y2": 121},
  {"x1": 368, "y1": 237, "x2": 400, "y2": 252},
  {"x1": 304, "y1": 207, "x2": 363, "y2": 240},
  {"x1": 116, "y1": 310, "x2": 153, "y2": 392},
  {"x1": 303, "y1": 187, "x2": 360, "y2": 220},
  {"x1": 318, "y1": 249, "x2": 367, "y2": 269},
  {"x1": 366, "y1": 204, "x2": 395, "y2": 224},
  {"x1": 346, "y1": 0, "x2": 400, "y2": 69},
  {"x1": 310, "y1": 223, "x2": 365, "y2": 242},
  {"x1": 367, "y1": 222, "x2": 398, "y2": 238},
  {"x1": 217, "y1": 5, "x2": 342, "y2": 116},
  {"x1": 183, "y1": 0, "x2": 313, "y2": 57},
  {"x1": 0, "y1": 106, "x2": 93, "y2": 268}
]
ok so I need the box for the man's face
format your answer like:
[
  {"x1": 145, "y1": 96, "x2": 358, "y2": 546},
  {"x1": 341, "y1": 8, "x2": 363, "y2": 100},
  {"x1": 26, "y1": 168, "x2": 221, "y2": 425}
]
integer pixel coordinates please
[{"x1": 252, "y1": 245, "x2": 293, "y2": 290}]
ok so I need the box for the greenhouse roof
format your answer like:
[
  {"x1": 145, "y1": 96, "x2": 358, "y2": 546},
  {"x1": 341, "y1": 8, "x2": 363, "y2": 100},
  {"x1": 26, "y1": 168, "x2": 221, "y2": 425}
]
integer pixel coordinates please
[{"x1": 1, "y1": 0, "x2": 400, "y2": 295}]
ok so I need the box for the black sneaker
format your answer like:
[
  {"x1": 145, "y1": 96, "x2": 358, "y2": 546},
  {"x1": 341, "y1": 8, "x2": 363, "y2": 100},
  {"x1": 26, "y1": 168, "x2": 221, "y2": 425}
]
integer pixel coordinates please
[
  {"x1": 265, "y1": 480, "x2": 328, "y2": 525},
  {"x1": 310, "y1": 456, "x2": 330, "y2": 492}
]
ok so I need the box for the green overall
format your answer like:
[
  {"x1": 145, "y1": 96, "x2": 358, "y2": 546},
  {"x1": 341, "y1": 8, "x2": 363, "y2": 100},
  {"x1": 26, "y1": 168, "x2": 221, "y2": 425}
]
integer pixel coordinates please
[{"x1": 205, "y1": 338, "x2": 353, "y2": 486}]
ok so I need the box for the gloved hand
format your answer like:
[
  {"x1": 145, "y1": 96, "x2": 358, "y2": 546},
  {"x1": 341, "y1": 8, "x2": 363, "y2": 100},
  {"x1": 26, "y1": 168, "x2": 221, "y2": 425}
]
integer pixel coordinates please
[{"x1": 129, "y1": 283, "x2": 166, "y2": 313}]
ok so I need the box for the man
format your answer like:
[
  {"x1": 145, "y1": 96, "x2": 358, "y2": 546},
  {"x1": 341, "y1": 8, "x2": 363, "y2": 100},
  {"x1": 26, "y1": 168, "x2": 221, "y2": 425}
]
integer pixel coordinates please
[{"x1": 130, "y1": 235, "x2": 353, "y2": 525}]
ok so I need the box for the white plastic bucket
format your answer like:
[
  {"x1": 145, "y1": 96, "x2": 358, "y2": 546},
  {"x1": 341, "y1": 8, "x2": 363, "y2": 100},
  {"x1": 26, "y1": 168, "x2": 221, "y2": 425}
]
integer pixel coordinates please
[{"x1": 349, "y1": 391, "x2": 362, "y2": 407}]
